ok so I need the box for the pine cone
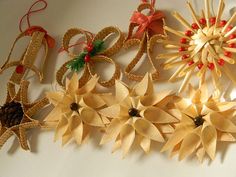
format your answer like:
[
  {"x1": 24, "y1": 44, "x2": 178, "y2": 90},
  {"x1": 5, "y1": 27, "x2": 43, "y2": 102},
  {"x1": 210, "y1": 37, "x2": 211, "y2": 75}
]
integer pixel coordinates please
[{"x1": 0, "y1": 101, "x2": 24, "y2": 128}]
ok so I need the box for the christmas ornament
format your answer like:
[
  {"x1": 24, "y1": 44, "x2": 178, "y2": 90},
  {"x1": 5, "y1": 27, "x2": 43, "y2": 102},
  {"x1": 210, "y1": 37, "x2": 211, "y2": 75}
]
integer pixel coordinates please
[
  {"x1": 0, "y1": 0, "x2": 54, "y2": 150},
  {"x1": 99, "y1": 74, "x2": 177, "y2": 157},
  {"x1": 161, "y1": 84, "x2": 236, "y2": 162},
  {"x1": 156, "y1": 0, "x2": 236, "y2": 92},
  {"x1": 124, "y1": 0, "x2": 167, "y2": 81},
  {"x1": 44, "y1": 73, "x2": 109, "y2": 145},
  {"x1": 57, "y1": 27, "x2": 124, "y2": 88}
]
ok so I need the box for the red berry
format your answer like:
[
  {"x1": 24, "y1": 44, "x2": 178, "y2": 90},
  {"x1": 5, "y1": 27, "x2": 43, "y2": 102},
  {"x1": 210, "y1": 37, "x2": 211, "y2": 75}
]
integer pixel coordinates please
[
  {"x1": 182, "y1": 54, "x2": 190, "y2": 60},
  {"x1": 229, "y1": 34, "x2": 236, "y2": 39},
  {"x1": 220, "y1": 20, "x2": 227, "y2": 27},
  {"x1": 229, "y1": 43, "x2": 236, "y2": 48},
  {"x1": 226, "y1": 25, "x2": 233, "y2": 32},
  {"x1": 217, "y1": 59, "x2": 225, "y2": 66},
  {"x1": 15, "y1": 65, "x2": 24, "y2": 74},
  {"x1": 210, "y1": 17, "x2": 216, "y2": 25},
  {"x1": 179, "y1": 46, "x2": 186, "y2": 52},
  {"x1": 197, "y1": 63, "x2": 204, "y2": 69},
  {"x1": 185, "y1": 30, "x2": 193, "y2": 37},
  {"x1": 84, "y1": 54, "x2": 91, "y2": 62},
  {"x1": 191, "y1": 23, "x2": 199, "y2": 30},
  {"x1": 208, "y1": 63, "x2": 215, "y2": 70},
  {"x1": 86, "y1": 44, "x2": 93, "y2": 52},
  {"x1": 180, "y1": 38, "x2": 188, "y2": 44},
  {"x1": 188, "y1": 61, "x2": 194, "y2": 66},
  {"x1": 199, "y1": 18, "x2": 206, "y2": 25},
  {"x1": 224, "y1": 51, "x2": 232, "y2": 58}
]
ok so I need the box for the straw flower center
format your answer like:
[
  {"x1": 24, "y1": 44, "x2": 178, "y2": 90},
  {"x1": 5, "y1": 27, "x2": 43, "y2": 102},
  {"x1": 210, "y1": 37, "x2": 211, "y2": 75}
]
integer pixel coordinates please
[
  {"x1": 70, "y1": 102, "x2": 80, "y2": 111},
  {"x1": 194, "y1": 115, "x2": 205, "y2": 127},
  {"x1": 128, "y1": 108, "x2": 140, "y2": 117}
]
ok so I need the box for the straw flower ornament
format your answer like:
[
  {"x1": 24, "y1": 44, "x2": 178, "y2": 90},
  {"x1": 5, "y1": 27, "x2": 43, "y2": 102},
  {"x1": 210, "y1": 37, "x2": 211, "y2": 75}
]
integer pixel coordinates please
[
  {"x1": 162, "y1": 85, "x2": 236, "y2": 162},
  {"x1": 156, "y1": 0, "x2": 236, "y2": 93},
  {"x1": 99, "y1": 74, "x2": 177, "y2": 157},
  {"x1": 44, "y1": 74, "x2": 108, "y2": 145}
]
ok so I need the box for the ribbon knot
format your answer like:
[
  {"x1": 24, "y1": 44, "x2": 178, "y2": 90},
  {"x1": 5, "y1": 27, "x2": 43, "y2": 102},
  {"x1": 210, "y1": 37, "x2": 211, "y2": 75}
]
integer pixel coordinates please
[
  {"x1": 25, "y1": 26, "x2": 55, "y2": 48},
  {"x1": 130, "y1": 10, "x2": 165, "y2": 39}
]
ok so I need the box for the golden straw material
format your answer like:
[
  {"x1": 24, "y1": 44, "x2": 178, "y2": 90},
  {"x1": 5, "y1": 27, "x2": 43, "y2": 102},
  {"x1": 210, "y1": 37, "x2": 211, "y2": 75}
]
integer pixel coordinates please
[
  {"x1": 161, "y1": 84, "x2": 236, "y2": 162},
  {"x1": 124, "y1": 2, "x2": 167, "y2": 82},
  {"x1": 156, "y1": 0, "x2": 236, "y2": 93},
  {"x1": 0, "y1": 81, "x2": 49, "y2": 150},
  {"x1": 44, "y1": 73, "x2": 109, "y2": 146},
  {"x1": 0, "y1": 29, "x2": 49, "y2": 85},
  {"x1": 99, "y1": 73, "x2": 177, "y2": 157},
  {"x1": 56, "y1": 26, "x2": 124, "y2": 88}
]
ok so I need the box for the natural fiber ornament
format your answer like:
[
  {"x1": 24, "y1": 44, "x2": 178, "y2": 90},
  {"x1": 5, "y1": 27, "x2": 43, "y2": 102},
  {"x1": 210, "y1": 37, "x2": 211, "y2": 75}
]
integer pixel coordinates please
[
  {"x1": 99, "y1": 74, "x2": 177, "y2": 157},
  {"x1": 161, "y1": 84, "x2": 236, "y2": 162},
  {"x1": 0, "y1": 0, "x2": 55, "y2": 85},
  {"x1": 44, "y1": 73, "x2": 109, "y2": 146},
  {"x1": 124, "y1": 0, "x2": 167, "y2": 81},
  {"x1": 0, "y1": 0, "x2": 54, "y2": 150},
  {"x1": 0, "y1": 81, "x2": 48, "y2": 150},
  {"x1": 56, "y1": 26, "x2": 124, "y2": 88},
  {"x1": 156, "y1": 0, "x2": 236, "y2": 93}
]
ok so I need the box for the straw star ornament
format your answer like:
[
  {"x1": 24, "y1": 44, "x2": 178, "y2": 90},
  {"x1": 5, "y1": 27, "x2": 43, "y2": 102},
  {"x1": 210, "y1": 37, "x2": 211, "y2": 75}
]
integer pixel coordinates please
[
  {"x1": 156, "y1": 0, "x2": 236, "y2": 92},
  {"x1": 44, "y1": 74, "x2": 108, "y2": 145},
  {"x1": 0, "y1": 81, "x2": 49, "y2": 150},
  {"x1": 99, "y1": 74, "x2": 177, "y2": 157},
  {"x1": 161, "y1": 84, "x2": 236, "y2": 162}
]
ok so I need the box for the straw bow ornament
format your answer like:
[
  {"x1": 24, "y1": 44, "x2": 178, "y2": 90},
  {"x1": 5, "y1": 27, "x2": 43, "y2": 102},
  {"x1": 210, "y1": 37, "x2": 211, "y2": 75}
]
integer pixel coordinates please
[{"x1": 56, "y1": 26, "x2": 124, "y2": 88}]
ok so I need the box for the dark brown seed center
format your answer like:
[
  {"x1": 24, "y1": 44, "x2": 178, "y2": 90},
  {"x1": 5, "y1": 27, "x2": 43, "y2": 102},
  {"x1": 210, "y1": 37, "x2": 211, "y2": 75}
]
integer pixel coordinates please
[
  {"x1": 0, "y1": 101, "x2": 24, "y2": 128},
  {"x1": 128, "y1": 108, "x2": 140, "y2": 117},
  {"x1": 194, "y1": 115, "x2": 205, "y2": 127},
  {"x1": 70, "y1": 102, "x2": 79, "y2": 111}
]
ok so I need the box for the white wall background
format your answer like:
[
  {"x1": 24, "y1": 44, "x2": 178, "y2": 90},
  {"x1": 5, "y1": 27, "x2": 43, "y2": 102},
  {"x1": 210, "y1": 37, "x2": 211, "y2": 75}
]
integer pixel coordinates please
[{"x1": 0, "y1": 0, "x2": 236, "y2": 177}]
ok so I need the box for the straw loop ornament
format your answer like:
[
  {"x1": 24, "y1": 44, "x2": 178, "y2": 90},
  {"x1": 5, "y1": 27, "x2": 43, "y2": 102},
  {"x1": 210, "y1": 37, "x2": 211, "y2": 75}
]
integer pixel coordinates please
[
  {"x1": 161, "y1": 84, "x2": 236, "y2": 162},
  {"x1": 44, "y1": 73, "x2": 109, "y2": 146},
  {"x1": 156, "y1": 0, "x2": 236, "y2": 93},
  {"x1": 56, "y1": 26, "x2": 124, "y2": 88},
  {"x1": 99, "y1": 74, "x2": 177, "y2": 157},
  {"x1": 124, "y1": 0, "x2": 167, "y2": 81}
]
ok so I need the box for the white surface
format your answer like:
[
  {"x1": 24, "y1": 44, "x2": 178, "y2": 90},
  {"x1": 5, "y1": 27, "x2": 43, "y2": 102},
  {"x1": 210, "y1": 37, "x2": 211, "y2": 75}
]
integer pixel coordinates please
[{"x1": 1, "y1": 0, "x2": 236, "y2": 177}]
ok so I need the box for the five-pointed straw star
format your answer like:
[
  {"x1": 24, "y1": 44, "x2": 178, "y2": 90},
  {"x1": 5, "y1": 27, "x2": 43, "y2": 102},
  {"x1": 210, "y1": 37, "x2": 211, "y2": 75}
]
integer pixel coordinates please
[
  {"x1": 156, "y1": 0, "x2": 236, "y2": 93},
  {"x1": 0, "y1": 81, "x2": 49, "y2": 150}
]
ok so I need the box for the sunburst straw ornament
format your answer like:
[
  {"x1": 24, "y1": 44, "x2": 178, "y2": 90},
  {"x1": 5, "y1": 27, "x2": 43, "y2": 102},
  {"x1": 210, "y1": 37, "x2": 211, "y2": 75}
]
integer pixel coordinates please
[
  {"x1": 99, "y1": 74, "x2": 177, "y2": 157},
  {"x1": 161, "y1": 84, "x2": 236, "y2": 162},
  {"x1": 156, "y1": 0, "x2": 236, "y2": 93}
]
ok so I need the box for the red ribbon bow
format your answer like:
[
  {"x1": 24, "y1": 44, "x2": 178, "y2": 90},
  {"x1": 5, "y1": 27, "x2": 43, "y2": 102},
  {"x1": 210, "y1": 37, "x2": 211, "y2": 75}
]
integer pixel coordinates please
[
  {"x1": 130, "y1": 10, "x2": 165, "y2": 39},
  {"x1": 25, "y1": 26, "x2": 55, "y2": 48}
]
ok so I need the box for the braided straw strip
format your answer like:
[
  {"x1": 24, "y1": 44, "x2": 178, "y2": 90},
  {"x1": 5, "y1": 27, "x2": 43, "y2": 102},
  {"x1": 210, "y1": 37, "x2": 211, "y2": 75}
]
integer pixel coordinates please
[
  {"x1": 124, "y1": 2, "x2": 167, "y2": 82},
  {"x1": 0, "y1": 30, "x2": 48, "y2": 85},
  {"x1": 56, "y1": 26, "x2": 124, "y2": 88}
]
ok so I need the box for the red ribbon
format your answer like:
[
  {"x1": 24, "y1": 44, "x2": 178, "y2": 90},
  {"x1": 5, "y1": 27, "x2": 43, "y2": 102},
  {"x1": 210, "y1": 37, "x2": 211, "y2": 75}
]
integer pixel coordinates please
[
  {"x1": 141, "y1": 0, "x2": 156, "y2": 7},
  {"x1": 130, "y1": 10, "x2": 165, "y2": 39},
  {"x1": 25, "y1": 26, "x2": 55, "y2": 48}
]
